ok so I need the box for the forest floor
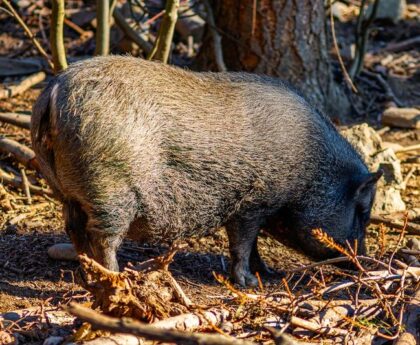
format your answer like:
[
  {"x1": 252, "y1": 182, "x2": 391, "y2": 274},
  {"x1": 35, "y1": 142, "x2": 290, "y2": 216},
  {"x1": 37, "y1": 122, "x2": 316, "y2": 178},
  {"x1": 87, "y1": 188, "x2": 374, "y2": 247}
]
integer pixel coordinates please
[
  {"x1": 0, "y1": 88, "x2": 418, "y2": 344},
  {"x1": 0, "y1": 2, "x2": 419, "y2": 344}
]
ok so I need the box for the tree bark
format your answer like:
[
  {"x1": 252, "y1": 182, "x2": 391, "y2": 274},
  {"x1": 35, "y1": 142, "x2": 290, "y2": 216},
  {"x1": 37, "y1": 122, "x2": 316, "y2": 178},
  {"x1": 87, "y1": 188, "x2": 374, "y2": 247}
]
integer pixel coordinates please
[{"x1": 197, "y1": 0, "x2": 350, "y2": 120}]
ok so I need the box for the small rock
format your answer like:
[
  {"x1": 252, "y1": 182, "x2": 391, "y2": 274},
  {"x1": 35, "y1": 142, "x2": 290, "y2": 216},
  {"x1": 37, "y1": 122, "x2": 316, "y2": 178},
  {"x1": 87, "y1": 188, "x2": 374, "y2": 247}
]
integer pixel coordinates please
[
  {"x1": 1, "y1": 312, "x2": 21, "y2": 322},
  {"x1": 367, "y1": 0, "x2": 406, "y2": 23},
  {"x1": 340, "y1": 124, "x2": 406, "y2": 214},
  {"x1": 407, "y1": 238, "x2": 420, "y2": 251},
  {"x1": 372, "y1": 187, "x2": 406, "y2": 215},
  {"x1": 331, "y1": 2, "x2": 350, "y2": 22},
  {"x1": 43, "y1": 336, "x2": 64, "y2": 345},
  {"x1": 382, "y1": 107, "x2": 420, "y2": 129},
  {"x1": 47, "y1": 243, "x2": 78, "y2": 261}
]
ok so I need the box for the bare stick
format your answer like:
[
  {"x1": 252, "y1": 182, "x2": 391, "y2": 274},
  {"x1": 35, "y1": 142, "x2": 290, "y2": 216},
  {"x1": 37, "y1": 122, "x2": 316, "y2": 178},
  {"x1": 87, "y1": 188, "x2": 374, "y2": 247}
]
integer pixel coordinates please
[
  {"x1": 382, "y1": 36, "x2": 420, "y2": 53},
  {"x1": 395, "y1": 144, "x2": 420, "y2": 154},
  {"x1": 148, "y1": 0, "x2": 180, "y2": 63},
  {"x1": 1, "y1": 0, "x2": 53, "y2": 70},
  {"x1": 286, "y1": 255, "x2": 392, "y2": 273},
  {"x1": 113, "y1": 8, "x2": 152, "y2": 54},
  {"x1": 290, "y1": 315, "x2": 348, "y2": 336},
  {"x1": 0, "y1": 168, "x2": 53, "y2": 197},
  {"x1": 0, "y1": 112, "x2": 31, "y2": 129},
  {"x1": 202, "y1": 0, "x2": 226, "y2": 72},
  {"x1": 64, "y1": 17, "x2": 92, "y2": 39},
  {"x1": 0, "y1": 72, "x2": 46, "y2": 99},
  {"x1": 109, "y1": 0, "x2": 118, "y2": 23},
  {"x1": 370, "y1": 215, "x2": 420, "y2": 236},
  {"x1": 51, "y1": 0, "x2": 68, "y2": 73},
  {"x1": 20, "y1": 168, "x2": 31, "y2": 204},
  {"x1": 67, "y1": 303, "x2": 254, "y2": 345},
  {"x1": 0, "y1": 137, "x2": 39, "y2": 170},
  {"x1": 95, "y1": 0, "x2": 110, "y2": 55}
]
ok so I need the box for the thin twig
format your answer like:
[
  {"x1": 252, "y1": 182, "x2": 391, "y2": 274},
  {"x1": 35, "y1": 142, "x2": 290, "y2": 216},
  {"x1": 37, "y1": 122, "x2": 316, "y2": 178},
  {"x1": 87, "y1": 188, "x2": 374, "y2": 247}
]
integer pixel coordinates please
[
  {"x1": 113, "y1": 8, "x2": 153, "y2": 53},
  {"x1": 20, "y1": 168, "x2": 31, "y2": 205},
  {"x1": 328, "y1": 0, "x2": 358, "y2": 92},
  {"x1": 2, "y1": 0, "x2": 54, "y2": 70},
  {"x1": 349, "y1": 0, "x2": 380, "y2": 78},
  {"x1": 0, "y1": 167, "x2": 53, "y2": 197}
]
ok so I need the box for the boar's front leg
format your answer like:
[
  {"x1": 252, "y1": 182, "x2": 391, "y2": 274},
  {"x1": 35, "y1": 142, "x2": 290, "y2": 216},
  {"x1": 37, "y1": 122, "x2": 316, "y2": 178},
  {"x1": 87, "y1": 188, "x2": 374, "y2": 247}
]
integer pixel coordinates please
[
  {"x1": 226, "y1": 215, "x2": 262, "y2": 287},
  {"x1": 250, "y1": 239, "x2": 272, "y2": 275}
]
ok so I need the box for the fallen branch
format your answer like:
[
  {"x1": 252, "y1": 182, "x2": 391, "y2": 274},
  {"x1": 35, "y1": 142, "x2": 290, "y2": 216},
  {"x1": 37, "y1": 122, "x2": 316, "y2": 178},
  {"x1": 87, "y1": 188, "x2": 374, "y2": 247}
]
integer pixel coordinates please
[
  {"x1": 0, "y1": 71, "x2": 46, "y2": 99},
  {"x1": 78, "y1": 246, "x2": 190, "y2": 321},
  {"x1": 290, "y1": 315, "x2": 347, "y2": 337},
  {"x1": 0, "y1": 137, "x2": 39, "y2": 170},
  {"x1": 0, "y1": 112, "x2": 31, "y2": 129},
  {"x1": 152, "y1": 308, "x2": 229, "y2": 331},
  {"x1": 67, "y1": 303, "x2": 254, "y2": 345},
  {"x1": 382, "y1": 36, "x2": 420, "y2": 53},
  {"x1": 370, "y1": 215, "x2": 420, "y2": 236},
  {"x1": 395, "y1": 144, "x2": 420, "y2": 154},
  {"x1": 382, "y1": 107, "x2": 420, "y2": 130},
  {"x1": 0, "y1": 167, "x2": 53, "y2": 197},
  {"x1": 113, "y1": 8, "x2": 152, "y2": 54}
]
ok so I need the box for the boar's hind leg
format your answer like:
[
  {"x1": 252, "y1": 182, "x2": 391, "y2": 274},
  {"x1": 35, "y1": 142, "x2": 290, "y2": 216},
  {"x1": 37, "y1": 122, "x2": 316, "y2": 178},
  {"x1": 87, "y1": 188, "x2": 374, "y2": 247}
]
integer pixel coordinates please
[
  {"x1": 63, "y1": 200, "x2": 90, "y2": 258},
  {"x1": 63, "y1": 200, "x2": 130, "y2": 272},
  {"x1": 226, "y1": 215, "x2": 261, "y2": 287}
]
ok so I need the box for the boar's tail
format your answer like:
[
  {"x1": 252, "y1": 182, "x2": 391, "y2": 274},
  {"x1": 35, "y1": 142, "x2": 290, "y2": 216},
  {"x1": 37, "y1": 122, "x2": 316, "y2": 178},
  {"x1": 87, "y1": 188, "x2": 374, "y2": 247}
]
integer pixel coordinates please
[{"x1": 31, "y1": 81, "x2": 63, "y2": 199}]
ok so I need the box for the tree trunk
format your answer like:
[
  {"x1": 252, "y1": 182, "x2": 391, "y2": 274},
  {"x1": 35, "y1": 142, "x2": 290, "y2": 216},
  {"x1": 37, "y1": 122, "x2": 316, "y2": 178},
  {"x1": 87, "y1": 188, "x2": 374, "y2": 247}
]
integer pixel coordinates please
[{"x1": 197, "y1": 0, "x2": 350, "y2": 120}]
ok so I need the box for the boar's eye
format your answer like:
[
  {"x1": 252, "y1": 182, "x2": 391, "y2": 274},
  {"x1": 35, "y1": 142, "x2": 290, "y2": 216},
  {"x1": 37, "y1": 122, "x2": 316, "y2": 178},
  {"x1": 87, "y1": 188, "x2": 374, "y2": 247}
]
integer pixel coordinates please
[{"x1": 356, "y1": 203, "x2": 371, "y2": 224}]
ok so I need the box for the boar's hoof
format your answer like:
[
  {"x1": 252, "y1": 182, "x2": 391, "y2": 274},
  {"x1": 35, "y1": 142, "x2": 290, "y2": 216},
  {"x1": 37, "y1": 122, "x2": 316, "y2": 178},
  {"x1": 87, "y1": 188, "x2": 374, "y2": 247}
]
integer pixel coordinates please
[
  {"x1": 232, "y1": 269, "x2": 259, "y2": 288},
  {"x1": 74, "y1": 265, "x2": 88, "y2": 288},
  {"x1": 250, "y1": 256, "x2": 273, "y2": 276}
]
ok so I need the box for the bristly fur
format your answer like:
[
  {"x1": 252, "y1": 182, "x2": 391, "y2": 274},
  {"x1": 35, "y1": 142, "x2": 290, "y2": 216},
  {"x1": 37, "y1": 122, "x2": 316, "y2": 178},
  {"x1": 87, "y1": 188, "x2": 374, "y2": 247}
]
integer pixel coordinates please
[{"x1": 31, "y1": 56, "x2": 377, "y2": 284}]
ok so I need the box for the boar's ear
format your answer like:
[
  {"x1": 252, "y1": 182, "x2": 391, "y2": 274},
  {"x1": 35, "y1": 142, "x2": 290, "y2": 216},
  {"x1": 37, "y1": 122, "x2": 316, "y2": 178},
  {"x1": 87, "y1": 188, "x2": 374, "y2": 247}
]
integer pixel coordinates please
[{"x1": 353, "y1": 170, "x2": 383, "y2": 203}]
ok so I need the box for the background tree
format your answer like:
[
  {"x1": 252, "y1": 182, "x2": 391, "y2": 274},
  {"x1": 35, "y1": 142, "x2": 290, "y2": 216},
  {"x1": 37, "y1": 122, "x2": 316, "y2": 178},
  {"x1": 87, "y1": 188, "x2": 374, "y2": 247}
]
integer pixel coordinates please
[{"x1": 198, "y1": 0, "x2": 351, "y2": 120}]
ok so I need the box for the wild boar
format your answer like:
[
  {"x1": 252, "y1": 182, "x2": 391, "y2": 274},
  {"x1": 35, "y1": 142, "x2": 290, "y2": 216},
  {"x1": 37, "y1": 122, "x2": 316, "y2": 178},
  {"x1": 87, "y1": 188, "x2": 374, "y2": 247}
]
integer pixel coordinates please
[{"x1": 31, "y1": 56, "x2": 381, "y2": 286}]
